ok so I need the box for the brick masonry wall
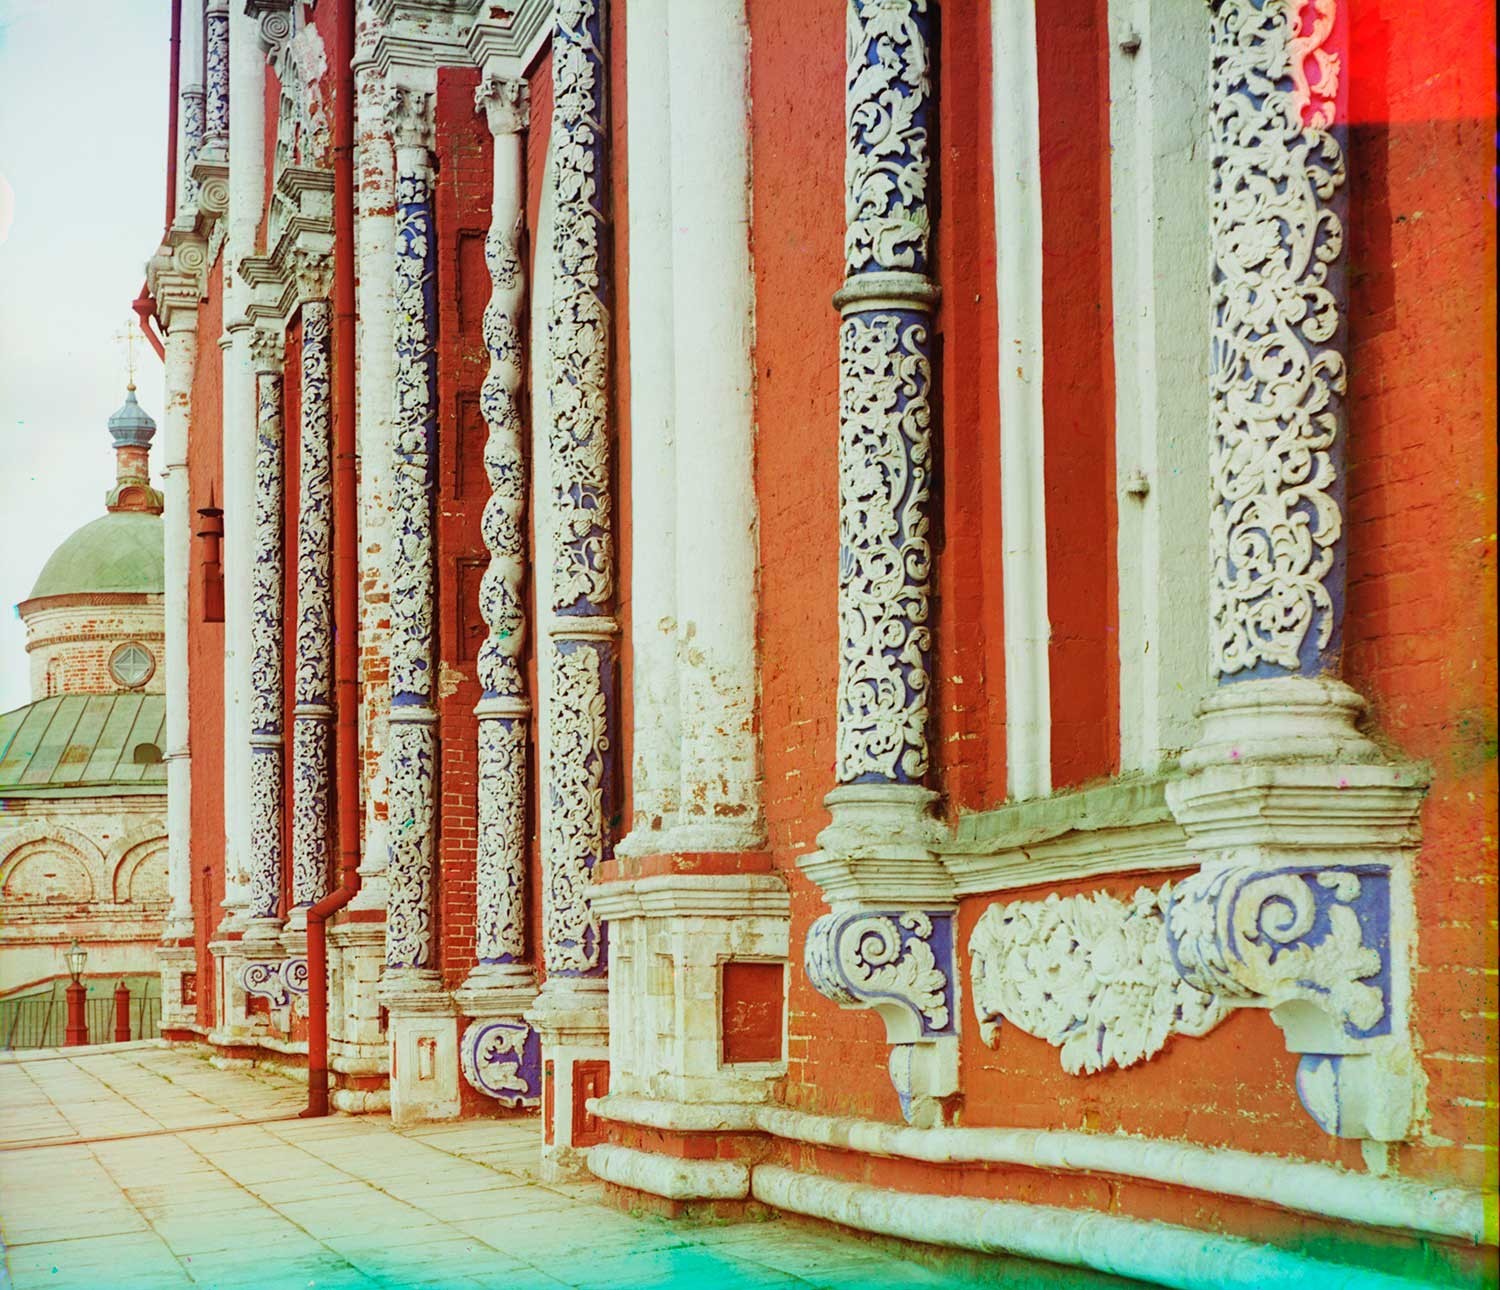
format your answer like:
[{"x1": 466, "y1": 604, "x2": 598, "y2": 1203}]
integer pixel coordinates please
[
  {"x1": 743, "y1": 0, "x2": 1497, "y2": 1195},
  {"x1": 23, "y1": 600, "x2": 167, "y2": 700},
  {"x1": 433, "y1": 66, "x2": 491, "y2": 1014},
  {"x1": 187, "y1": 262, "x2": 226, "y2": 1028}
]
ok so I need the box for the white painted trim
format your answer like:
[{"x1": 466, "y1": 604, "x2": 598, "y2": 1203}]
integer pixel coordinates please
[
  {"x1": 753, "y1": 1166, "x2": 1437, "y2": 1290},
  {"x1": 617, "y1": 0, "x2": 681, "y2": 855},
  {"x1": 588, "y1": 1143, "x2": 749, "y2": 1201},
  {"x1": 1107, "y1": 0, "x2": 1211, "y2": 772},
  {"x1": 588, "y1": 1095, "x2": 1490, "y2": 1245},
  {"x1": 992, "y1": 0, "x2": 1051, "y2": 801}
]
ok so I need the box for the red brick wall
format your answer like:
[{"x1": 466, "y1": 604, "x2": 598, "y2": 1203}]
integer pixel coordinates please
[
  {"x1": 188, "y1": 264, "x2": 226, "y2": 1026},
  {"x1": 1341, "y1": 0, "x2": 1498, "y2": 1187},
  {"x1": 433, "y1": 65, "x2": 491, "y2": 1005}
]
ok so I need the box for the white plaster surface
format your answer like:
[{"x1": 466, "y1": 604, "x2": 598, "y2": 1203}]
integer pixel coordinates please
[{"x1": 991, "y1": 0, "x2": 1052, "y2": 802}]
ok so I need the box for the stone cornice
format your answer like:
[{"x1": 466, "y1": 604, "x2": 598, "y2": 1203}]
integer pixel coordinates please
[
  {"x1": 467, "y1": 0, "x2": 553, "y2": 76},
  {"x1": 146, "y1": 228, "x2": 209, "y2": 329},
  {"x1": 239, "y1": 166, "x2": 336, "y2": 322},
  {"x1": 372, "y1": 0, "x2": 478, "y2": 78}
]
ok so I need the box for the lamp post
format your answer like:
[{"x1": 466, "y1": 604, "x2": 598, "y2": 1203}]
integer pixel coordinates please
[{"x1": 63, "y1": 941, "x2": 88, "y2": 1048}]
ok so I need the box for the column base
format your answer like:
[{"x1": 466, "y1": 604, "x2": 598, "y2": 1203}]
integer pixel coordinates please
[
  {"x1": 454, "y1": 967, "x2": 542, "y2": 1109},
  {"x1": 158, "y1": 941, "x2": 199, "y2": 1034},
  {"x1": 381, "y1": 974, "x2": 459, "y2": 1126},
  {"x1": 527, "y1": 979, "x2": 609, "y2": 1181}
]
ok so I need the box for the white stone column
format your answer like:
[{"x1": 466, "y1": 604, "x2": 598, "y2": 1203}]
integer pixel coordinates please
[
  {"x1": 799, "y1": 0, "x2": 958, "y2": 1129},
  {"x1": 178, "y1": 0, "x2": 206, "y2": 210},
  {"x1": 615, "y1": 0, "x2": 679, "y2": 854},
  {"x1": 664, "y1": 0, "x2": 760, "y2": 850},
  {"x1": 1165, "y1": 0, "x2": 1423, "y2": 1147},
  {"x1": 528, "y1": 0, "x2": 615, "y2": 1179},
  {"x1": 244, "y1": 327, "x2": 286, "y2": 947},
  {"x1": 377, "y1": 76, "x2": 458, "y2": 1125},
  {"x1": 215, "y1": 0, "x2": 266, "y2": 952},
  {"x1": 162, "y1": 312, "x2": 198, "y2": 947},
  {"x1": 350, "y1": 4, "x2": 394, "y2": 914},
  {"x1": 286, "y1": 297, "x2": 334, "y2": 946}
]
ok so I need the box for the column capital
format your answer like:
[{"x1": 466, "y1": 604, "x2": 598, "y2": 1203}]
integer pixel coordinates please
[
  {"x1": 385, "y1": 82, "x2": 435, "y2": 154},
  {"x1": 248, "y1": 325, "x2": 285, "y2": 374},
  {"x1": 476, "y1": 74, "x2": 530, "y2": 136}
]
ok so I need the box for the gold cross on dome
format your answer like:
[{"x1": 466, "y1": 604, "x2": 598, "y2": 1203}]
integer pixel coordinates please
[{"x1": 114, "y1": 322, "x2": 140, "y2": 389}]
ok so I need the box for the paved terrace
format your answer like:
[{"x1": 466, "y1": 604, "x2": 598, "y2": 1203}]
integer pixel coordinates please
[{"x1": 0, "y1": 1046, "x2": 1026, "y2": 1290}]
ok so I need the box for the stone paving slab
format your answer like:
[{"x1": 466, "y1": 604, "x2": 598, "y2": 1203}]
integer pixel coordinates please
[{"x1": 0, "y1": 1047, "x2": 992, "y2": 1289}]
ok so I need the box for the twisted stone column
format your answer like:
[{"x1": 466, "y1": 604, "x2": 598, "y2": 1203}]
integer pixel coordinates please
[
  {"x1": 382, "y1": 85, "x2": 440, "y2": 986},
  {"x1": 245, "y1": 327, "x2": 286, "y2": 945},
  {"x1": 286, "y1": 299, "x2": 334, "y2": 943}
]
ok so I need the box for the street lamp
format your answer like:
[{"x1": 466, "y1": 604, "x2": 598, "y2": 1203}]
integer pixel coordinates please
[{"x1": 63, "y1": 940, "x2": 88, "y2": 1047}]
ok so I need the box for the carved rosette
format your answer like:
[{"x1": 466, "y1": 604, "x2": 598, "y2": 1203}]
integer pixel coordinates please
[
  {"x1": 384, "y1": 86, "x2": 439, "y2": 974},
  {"x1": 542, "y1": 0, "x2": 614, "y2": 983},
  {"x1": 969, "y1": 886, "x2": 1228, "y2": 1076},
  {"x1": 460, "y1": 1018, "x2": 542, "y2": 1107},
  {"x1": 835, "y1": 0, "x2": 937, "y2": 786},
  {"x1": 1209, "y1": 0, "x2": 1348, "y2": 680},
  {"x1": 474, "y1": 76, "x2": 531, "y2": 971},
  {"x1": 248, "y1": 350, "x2": 286, "y2": 923},
  {"x1": 204, "y1": 1, "x2": 231, "y2": 150},
  {"x1": 291, "y1": 302, "x2": 334, "y2": 916}
]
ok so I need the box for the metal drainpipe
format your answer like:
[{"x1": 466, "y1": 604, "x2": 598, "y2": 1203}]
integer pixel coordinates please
[
  {"x1": 304, "y1": 0, "x2": 360, "y2": 1118},
  {"x1": 135, "y1": 0, "x2": 182, "y2": 364}
]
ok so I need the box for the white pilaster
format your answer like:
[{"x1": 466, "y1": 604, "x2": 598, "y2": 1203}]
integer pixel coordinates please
[{"x1": 991, "y1": 0, "x2": 1052, "y2": 801}]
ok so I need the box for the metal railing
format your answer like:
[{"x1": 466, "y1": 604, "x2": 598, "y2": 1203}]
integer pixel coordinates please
[{"x1": 0, "y1": 986, "x2": 162, "y2": 1050}]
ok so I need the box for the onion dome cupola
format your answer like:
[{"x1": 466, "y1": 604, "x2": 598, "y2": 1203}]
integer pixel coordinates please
[{"x1": 105, "y1": 384, "x2": 165, "y2": 516}]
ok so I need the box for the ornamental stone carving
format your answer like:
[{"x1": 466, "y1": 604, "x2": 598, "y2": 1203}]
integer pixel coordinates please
[
  {"x1": 204, "y1": 1, "x2": 231, "y2": 152},
  {"x1": 541, "y1": 0, "x2": 615, "y2": 989},
  {"x1": 1209, "y1": 0, "x2": 1348, "y2": 680},
  {"x1": 180, "y1": 85, "x2": 206, "y2": 207},
  {"x1": 383, "y1": 83, "x2": 440, "y2": 977},
  {"x1": 460, "y1": 1018, "x2": 542, "y2": 1107},
  {"x1": 290, "y1": 301, "x2": 334, "y2": 924},
  {"x1": 247, "y1": 358, "x2": 285, "y2": 928},
  {"x1": 806, "y1": 910, "x2": 954, "y2": 1040},
  {"x1": 969, "y1": 886, "x2": 1227, "y2": 1076},
  {"x1": 240, "y1": 957, "x2": 308, "y2": 1007}
]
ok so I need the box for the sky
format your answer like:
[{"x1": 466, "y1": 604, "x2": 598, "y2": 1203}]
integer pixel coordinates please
[{"x1": 0, "y1": 0, "x2": 170, "y2": 713}]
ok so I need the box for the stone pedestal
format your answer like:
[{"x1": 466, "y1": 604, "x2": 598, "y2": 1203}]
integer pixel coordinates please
[
  {"x1": 382, "y1": 976, "x2": 459, "y2": 1126},
  {"x1": 329, "y1": 921, "x2": 390, "y2": 1113},
  {"x1": 158, "y1": 942, "x2": 199, "y2": 1037},
  {"x1": 528, "y1": 980, "x2": 609, "y2": 1181}
]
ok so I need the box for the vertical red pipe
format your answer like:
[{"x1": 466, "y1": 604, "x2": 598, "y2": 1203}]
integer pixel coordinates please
[{"x1": 305, "y1": 0, "x2": 361, "y2": 1117}]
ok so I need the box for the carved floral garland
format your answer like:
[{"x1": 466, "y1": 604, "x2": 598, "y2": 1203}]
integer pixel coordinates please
[
  {"x1": 248, "y1": 366, "x2": 285, "y2": 921},
  {"x1": 204, "y1": 2, "x2": 230, "y2": 146},
  {"x1": 1209, "y1": 0, "x2": 1347, "y2": 677},
  {"x1": 837, "y1": 312, "x2": 933, "y2": 783},
  {"x1": 291, "y1": 302, "x2": 333, "y2": 912},
  {"x1": 969, "y1": 886, "x2": 1227, "y2": 1075}
]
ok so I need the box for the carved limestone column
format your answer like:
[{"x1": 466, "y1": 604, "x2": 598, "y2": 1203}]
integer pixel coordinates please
[
  {"x1": 454, "y1": 74, "x2": 542, "y2": 1110},
  {"x1": 378, "y1": 79, "x2": 457, "y2": 1124},
  {"x1": 285, "y1": 296, "x2": 334, "y2": 948},
  {"x1": 178, "y1": 0, "x2": 206, "y2": 210},
  {"x1": 1165, "y1": 0, "x2": 1424, "y2": 1147},
  {"x1": 244, "y1": 327, "x2": 286, "y2": 948},
  {"x1": 151, "y1": 252, "x2": 204, "y2": 1032},
  {"x1": 526, "y1": 0, "x2": 616, "y2": 1179},
  {"x1": 349, "y1": 3, "x2": 394, "y2": 915},
  {"x1": 203, "y1": 0, "x2": 230, "y2": 158},
  {"x1": 799, "y1": 0, "x2": 957, "y2": 1128}
]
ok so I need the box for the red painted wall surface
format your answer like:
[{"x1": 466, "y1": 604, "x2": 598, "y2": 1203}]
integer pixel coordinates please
[
  {"x1": 1037, "y1": 0, "x2": 1118, "y2": 788},
  {"x1": 1341, "y1": 0, "x2": 1498, "y2": 1188},
  {"x1": 187, "y1": 265, "x2": 226, "y2": 1027},
  {"x1": 433, "y1": 66, "x2": 491, "y2": 1016}
]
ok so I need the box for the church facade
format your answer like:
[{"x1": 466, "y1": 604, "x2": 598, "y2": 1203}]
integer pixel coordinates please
[
  {"x1": 140, "y1": 0, "x2": 1496, "y2": 1283},
  {"x1": 0, "y1": 390, "x2": 170, "y2": 999}
]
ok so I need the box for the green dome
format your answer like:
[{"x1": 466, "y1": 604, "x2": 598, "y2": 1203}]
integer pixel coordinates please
[{"x1": 27, "y1": 511, "x2": 165, "y2": 601}]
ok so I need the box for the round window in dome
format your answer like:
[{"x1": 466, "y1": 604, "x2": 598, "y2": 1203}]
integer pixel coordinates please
[{"x1": 109, "y1": 642, "x2": 156, "y2": 689}]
